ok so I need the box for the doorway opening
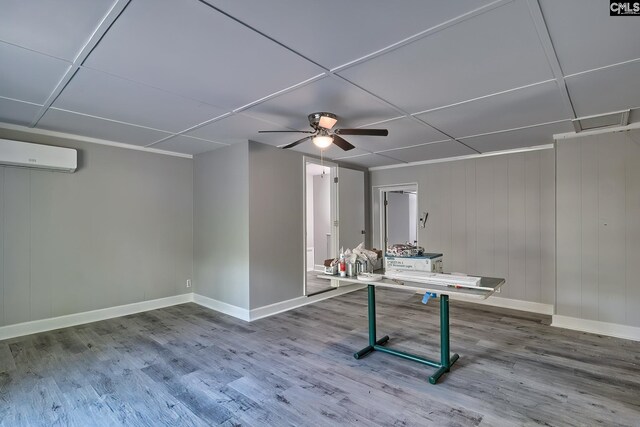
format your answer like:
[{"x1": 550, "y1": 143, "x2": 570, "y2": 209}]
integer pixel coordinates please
[
  {"x1": 304, "y1": 159, "x2": 337, "y2": 296},
  {"x1": 376, "y1": 184, "x2": 419, "y2": 251}
]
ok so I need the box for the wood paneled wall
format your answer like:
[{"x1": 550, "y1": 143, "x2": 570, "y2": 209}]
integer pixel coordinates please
[
  {"x1": 556, "y1": 130, "x2": 640, "y2": 327},
  {"x1": 371, "y1": 149, "x2": 555, "y2": 304}
]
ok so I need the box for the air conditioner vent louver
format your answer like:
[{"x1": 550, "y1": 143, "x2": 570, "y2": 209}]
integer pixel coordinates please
[{"x1": 0, "y1": 139, "x2": 77, "y2": 172}]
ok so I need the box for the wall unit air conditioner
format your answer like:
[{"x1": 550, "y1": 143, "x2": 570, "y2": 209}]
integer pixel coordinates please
[{"x1": 0, "y1": 139, "x2": 77, "y2": 173}]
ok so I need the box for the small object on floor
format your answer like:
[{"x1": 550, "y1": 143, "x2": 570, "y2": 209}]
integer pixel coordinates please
[{"x1": 422, "y1": 292, "x2": 438, "y2": 304}]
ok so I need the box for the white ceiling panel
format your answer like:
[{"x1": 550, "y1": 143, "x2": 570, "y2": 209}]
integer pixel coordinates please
[
  {"x1": 418, "y1": 80, "x2": 571, "y2": 138},
  {"x1": 206, "y1": 0, "x2": 496, "y2": 70},
  {"x1": 84, "y1": 0, "x2": 323, "y2": 109},
  {"x1": 344, "y1": 117, "x2": 449, "y2": 152},
  {"x1": 0, "y1": 98, "x2": 42, "y2": 126},
  {"x1": 0, "y1": 0, "x2": 636, "y2": 166},
  {"x1": 335, "y1": 153, "x2": 405, "y2": 169},
  {"x1": 566, "y1": 60, "x2": 640, "y2": 118},
  {"x1": 0, "y1": 41, "x2": 70, "y2": 104},
  {"x1": 379, "y1": 141, "x2": 476, "y2": 163},
  {"x1": 288, "y1": 144, "x2": 370, "y2": 159},
  {"x1": 151, "y1": 135, "x2": 226, "y2": 155},
  {"x1": 53, "y1": 68, "x2": 228, "y2": 133},
  {"x1": 460, "y1": 121, "x2": 572, "y2": 152},
  {"x1": 188, "y1": 113, "x2": 292, "y2": 146},
  {"x1": 37, "y1": 109, "x2": 172, "y2": 146},
  {"x1": 0, "y1": 0, "x2": 116, "y2": 61},
  {"x1": 540, "y1": 0, "x2": 640, "y2": 76},
  {"x1": 338, "y1": 0, "x2": 554, "y2": 113},
  {"x1": 243, "y1": 76, "x2": 400, "y2": 131}
]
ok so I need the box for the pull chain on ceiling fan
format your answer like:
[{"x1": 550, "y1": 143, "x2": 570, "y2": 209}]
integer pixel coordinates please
[{"x1": 258, "y1": 112, "x2": 389, "y2": 151}]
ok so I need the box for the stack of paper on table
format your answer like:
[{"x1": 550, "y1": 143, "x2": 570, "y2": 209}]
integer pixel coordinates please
[{"x1": 384, "y1": 270, "x2": 481, "y2": 287}]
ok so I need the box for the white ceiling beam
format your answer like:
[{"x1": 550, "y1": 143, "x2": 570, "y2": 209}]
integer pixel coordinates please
[
  {"x1": 29, "y1": 0, "x2": 132, "y2": 127},
  {"x1": 525, "y1": 0, "x2": 576, "y2": 119}
]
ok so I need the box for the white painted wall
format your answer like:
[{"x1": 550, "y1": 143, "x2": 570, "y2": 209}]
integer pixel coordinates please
[
  {"x1": 313, "y1": 174, "x2": 331, "y2": 265},
  {"x1": 249, "y1": 142, "x2": 305, "y2": 309},
  {"x1": 387, "y1": 192, "x2": 412, "y2": 245},
  {"x1": 194, "y1": 143, "x2": 250, "y2": 310},
  {"x1": 0, "y1": 129, "x2": 193, "y2": 327},
  {"x1": 305, "y1": 167, "x2": 314, "y2": 249},
  {"x1": 409, "y1": 193, "x2": 417, "y2": 244}
]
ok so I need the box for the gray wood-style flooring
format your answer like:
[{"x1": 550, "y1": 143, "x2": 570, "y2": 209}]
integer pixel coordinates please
[
  {"x1": 306, "y1": 271, "x2": 334, "y2": 295},
  {"x1": 1, "y1": 288, "x2": 639, "y2": 426}
]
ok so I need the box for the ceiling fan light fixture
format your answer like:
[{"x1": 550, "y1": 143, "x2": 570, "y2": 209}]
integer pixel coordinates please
[
  {"x1": 318, "y1": 115, "x2": 338, "y2": 129},
  {"x1": 312, "y1": 135, "x2": 333, "y2": 148}
]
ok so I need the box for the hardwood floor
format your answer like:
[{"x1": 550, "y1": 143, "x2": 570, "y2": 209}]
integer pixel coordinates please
[
  {"x1": 1, "y1": 288, "x2": 639, "y2": 426},
  {"x1": 306, "y1": 271, "x2": 334, "y2": 295}
]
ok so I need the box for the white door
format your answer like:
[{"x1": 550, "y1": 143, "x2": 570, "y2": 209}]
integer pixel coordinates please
[{"x1": 337, "y1": 167, "x2": 365, "y2": 251}]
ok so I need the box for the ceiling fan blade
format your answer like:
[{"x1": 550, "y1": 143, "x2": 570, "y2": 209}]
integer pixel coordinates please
[
  {"x1": 282, "y1": 135, "x2": 313, "y2": 149},
  {"x1": 332, "y1": 134, "x2": 356, "y2": 151},
  {"x1": 335, "y1": 128, "x2": 388, "y2": 136},
  {"x1": 258, "y1": 130, "x2": 314, "y2": 134}
]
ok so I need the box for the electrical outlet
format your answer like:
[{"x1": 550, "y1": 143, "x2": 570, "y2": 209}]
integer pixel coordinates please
[{"x1": 186, "y1": 279, "x2": 191, "y2": 288}]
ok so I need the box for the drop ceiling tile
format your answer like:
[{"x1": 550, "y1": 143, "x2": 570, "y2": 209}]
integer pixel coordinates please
[
  {"x1": 290, "y1": 145, "x2": 371, "y2": 159},
  {"x1": 151, "y1": 135, "x2": 226, "y2": 155},
  {"x1": 335, "y1": 153, "x2": 404, "y2": 169},
  {"x1": 566, "y1": 60, "x2": 640, "y2": 118},
  {"x1": 338, "y1": 0, "x2": 553, "y2": 113},
  {"x1": 342, "y1": 117, "x2": 449, "y2": 152},
  {"x1": 206, "y1": 0, "x2": 496, "y2": 70},
  {"x1": 418, "y1": 81, "x2": 571, "y2": 138},
  {"x1": 0, "y1": 41, "x2": 70, "y2": 104},
  {"x1": 243, "y1": 76, "x2": 400, "y2": 131},
  {"x1": 37, "y1": 109, "x2": 172, "y2": 146},
  {"x1": 540, "y1": 0, "x2": 640, "y2": 75},
  {"x1": 0, "y1": 0, "x2": 116, "y2": 61},
  {"x1": 380, "y1": 140, "x2": 476, "y2": 163},
  {"x1": 460, "y1": 121, "x2": 572, "y2": 152},
  {"x1": 84, "y1": 0, "x2": 322, "y2": 109},
  {"x1": 0, "y1": 98, "x2": 42, "y2": 126},
  {"x1": 53, "y1": 68, "x2": 228, "y2": 133},
  {"x1": 187, "y1": 113, "x2": 289, "y2": 145}
]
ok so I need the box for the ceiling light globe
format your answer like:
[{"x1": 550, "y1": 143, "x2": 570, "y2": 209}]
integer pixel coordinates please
[{"x1": 313, "y1": 135, "x2": 333, "y2": 148}]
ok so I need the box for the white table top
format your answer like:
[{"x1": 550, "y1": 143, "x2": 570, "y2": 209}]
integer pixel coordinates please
[{"x1": 318, "y1": 273, "x2": 505, "y2": 301}]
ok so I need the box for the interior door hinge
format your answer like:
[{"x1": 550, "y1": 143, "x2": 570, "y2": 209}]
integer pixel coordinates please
[{"x1": 334, "y1": 177, "x2": 338, "y2": 183}]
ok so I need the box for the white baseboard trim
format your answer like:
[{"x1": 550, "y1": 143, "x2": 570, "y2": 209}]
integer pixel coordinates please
[
  {"x1": 192, "y1": 293, "x2": 251, "y2": 322},
  {"x1": 552, "y1": 315, "x2": 640, "y2": 342},
  {"x1": 0, "y1": 293, "x2": 194, "y2": 341},
  {"x1": 250, "y1": 284, "x2": 365, "y2": 321},
  {"x1": 471, "y1": 296, "x2": 554, "y2": 315},
  {"x1": 191, "y1": 285, "x2": 365, "y2": 322}
]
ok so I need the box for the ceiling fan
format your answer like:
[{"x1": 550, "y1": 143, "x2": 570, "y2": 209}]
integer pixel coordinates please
[{"x1": 259, "y1": 112, "x2": 388, "y2": 151}]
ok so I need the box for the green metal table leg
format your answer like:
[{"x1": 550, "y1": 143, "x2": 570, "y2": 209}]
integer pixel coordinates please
[
  {"x1": 353, "y1": 286, "x2": 459, "y2": 384},
  {"x1": 429, "y1": 294, "x2": 459, "y2": 384},
  {"x1": 354, "y1": 285, "x2": 389, "y2": 359}
]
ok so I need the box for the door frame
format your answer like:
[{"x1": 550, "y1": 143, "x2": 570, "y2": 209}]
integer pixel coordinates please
[
  {"x1": 303, "y1": 156, "x2": 338, "y2": 296},
  {"x1": 373, "y1": 183, "x2": 419, "y2": 251}
]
